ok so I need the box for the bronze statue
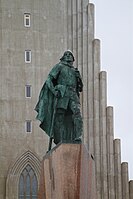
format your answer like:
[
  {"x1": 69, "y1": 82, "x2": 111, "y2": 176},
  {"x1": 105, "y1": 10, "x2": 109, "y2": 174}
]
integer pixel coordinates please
[{"x1": 35, "y1": 50, "x2": 83, "y2": 150}]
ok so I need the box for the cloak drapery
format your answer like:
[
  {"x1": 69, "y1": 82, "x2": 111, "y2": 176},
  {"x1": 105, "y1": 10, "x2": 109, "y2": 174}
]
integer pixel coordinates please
[
  {"x1": 35, "y1": 82, "x2": 55, "y2": 137},
  {"x1": 35, "y1": 61, "x2": 83, "y2": 143}
]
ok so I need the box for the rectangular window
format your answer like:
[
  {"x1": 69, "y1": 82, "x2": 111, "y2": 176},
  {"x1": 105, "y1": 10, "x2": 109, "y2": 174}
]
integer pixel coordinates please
[
  {"x1": 24, "y1": 13, "x2": 30, "y2": 27},
  {"x1": 25, "y1": 120, "x2": 32, "y2": 133},
  {"x1": 25, "y1": 50, "x2": 31, "y2": 63},
  {"x1": 25, "y1": 85, "x2": 32, "y2": 98}
]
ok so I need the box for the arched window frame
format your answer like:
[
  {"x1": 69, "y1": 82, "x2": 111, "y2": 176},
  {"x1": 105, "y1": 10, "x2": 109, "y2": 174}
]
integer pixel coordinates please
[
  {"x1": 19, "y1": 164, "x2": 38, "y2": 198},
  {"x1": 6, "y1": 150, "x2": 41, "y2": 199}
]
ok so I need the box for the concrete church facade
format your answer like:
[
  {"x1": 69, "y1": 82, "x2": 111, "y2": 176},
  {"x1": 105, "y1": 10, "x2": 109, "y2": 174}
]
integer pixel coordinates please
[{"x1": 0, "y1": 0, "x2": 133, "y2": 198}]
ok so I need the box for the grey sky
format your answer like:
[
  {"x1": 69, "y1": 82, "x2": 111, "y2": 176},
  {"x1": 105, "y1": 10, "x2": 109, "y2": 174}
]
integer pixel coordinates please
[{"x1": 91, "y1": 0, "x2": 133, "y2": 179}]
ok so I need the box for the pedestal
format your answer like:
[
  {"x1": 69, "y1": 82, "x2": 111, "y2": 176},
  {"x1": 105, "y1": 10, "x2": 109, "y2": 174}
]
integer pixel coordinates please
[{"x1": 38, "y1": 143, "x2": 96, "y2": 199}]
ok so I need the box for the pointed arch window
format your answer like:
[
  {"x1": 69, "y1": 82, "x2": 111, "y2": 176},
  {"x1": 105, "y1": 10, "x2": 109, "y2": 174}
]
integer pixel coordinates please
[{"x1": 19, "y1": 164, "x2": 38, "y2": 199}]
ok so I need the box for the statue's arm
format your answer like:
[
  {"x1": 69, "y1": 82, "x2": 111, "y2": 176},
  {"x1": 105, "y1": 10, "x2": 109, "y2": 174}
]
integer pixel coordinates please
[
  {"x1": 75, "y1": 68, "x2": 83, "y2": 92},
  {"x1": 46, "y1": 74, "x2": 57, "y2": 96},
  {"x1": 78, "y1": 78, "x2": 83, "y2": 92},
  {"x1": 46, "y1": 63, "x2": 62, "y2": 96}
]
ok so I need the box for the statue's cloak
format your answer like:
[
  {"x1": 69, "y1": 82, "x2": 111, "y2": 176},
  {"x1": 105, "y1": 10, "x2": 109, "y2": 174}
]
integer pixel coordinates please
[
  {"x1": 35, "y1": 82, "x2": 55, "y2": 136},
  {"x1": 35, "y1": 61, "x2": 83, "y2": 142},
  {"x1": 35, "y1": 63, "x2": 64, "y2": 137},
  {"x1": 35, "y1": 62, "x2": 67, "y2": 137}
]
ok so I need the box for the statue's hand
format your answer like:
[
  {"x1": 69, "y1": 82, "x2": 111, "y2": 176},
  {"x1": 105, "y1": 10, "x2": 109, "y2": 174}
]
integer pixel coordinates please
[
  {"x1": 75, "y1": 68, "x2": 81, "y2": 78},
  {"x1": 54, "y1": 89, "x2": 61, "y2": 98}
]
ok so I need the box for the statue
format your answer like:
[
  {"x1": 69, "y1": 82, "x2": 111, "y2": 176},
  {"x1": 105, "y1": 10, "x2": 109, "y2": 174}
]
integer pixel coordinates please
[{"x1": 35, "y1": 50, "x2": 83, "y2": 151}]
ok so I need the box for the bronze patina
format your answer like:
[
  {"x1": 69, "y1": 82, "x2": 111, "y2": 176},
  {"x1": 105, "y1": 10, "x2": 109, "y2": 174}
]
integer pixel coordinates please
[{"x1": 35, "y1": 51, "x2": 83, "y2": 150}]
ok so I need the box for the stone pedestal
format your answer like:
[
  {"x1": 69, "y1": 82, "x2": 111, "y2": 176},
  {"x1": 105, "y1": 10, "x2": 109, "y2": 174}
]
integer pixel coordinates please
[{"x1": 38, "y1": 143, "x2": 96, "y2": 199}]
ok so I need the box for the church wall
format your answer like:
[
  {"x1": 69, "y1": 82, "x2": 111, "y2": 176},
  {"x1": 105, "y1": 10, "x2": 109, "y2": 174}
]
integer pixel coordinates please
[
  {"x1": 0, "y1": 0, "x2": 133, "y2": 199},
  {"x1": 0, "y1": 0, "x2": 68, "y2": 198}
]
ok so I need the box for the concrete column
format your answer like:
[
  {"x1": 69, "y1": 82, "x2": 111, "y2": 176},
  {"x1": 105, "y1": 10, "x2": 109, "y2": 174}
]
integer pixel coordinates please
[
  {"x1": 99, "y1": 71, "x2": 108, "y2": 198},
  {"x1": 62, "y1": 0, "x2": 68, "y2": 51},
  {"x1": 82, "y1": 2, "x2": 89, "y2": 148},
  {"x1": 114, "y1": 139, "x2": 122, "y2": 199},
  {"x1": 87, "y1": 4, "x2": 94, "y2": 39},
  {"x1": 121, "y1": 162, "x2": 129, "y2": 199},
  {"x1": 72, "y1": 0, "x2": 78, "y2": 66},
  {"x1": 106, "y1": 106, "x2": 115, "y2": 199},
  {"x1": 77, "y1": 0, "x2": 83, "y2": 124},
  {"x1": 0, "y1": 4, "x2": 2, "y2": 71},
  {"x1": 77, "y1": 0, "x2": 82, "y2": 71},
  {"x1": 93, "y1": 39, "x2": 101, "y2": 199},
  {"x1": 129, "y1": 180, "x2": 133, "y2": 199},
  {"x1": 87, "y1": 3, "x2": 95, "y2": 153},
  {"x1": 67, "y1": 0, "x2": 73, "y2": 50}
]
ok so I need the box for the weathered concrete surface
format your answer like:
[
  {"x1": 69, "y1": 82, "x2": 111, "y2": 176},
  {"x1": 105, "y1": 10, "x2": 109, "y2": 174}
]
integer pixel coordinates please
[
  {"x1": 121, "y1": 162, "x2": 129, "y2": 199},
  {"x1": 114, "y1": 139, "x2": 122, "y2": 199},
  {"x1": 38, "y1": 144, "x2": 96, "y2": 199},
  {"x1": 99, "y1": 71, "x2": 108, "y2": 198},
  {"x1": 129, "y1": 180, "x2": 133, "y2": 199},
  {"x1": 106, "y1": 106, "x2": 115, "y2": 199}
]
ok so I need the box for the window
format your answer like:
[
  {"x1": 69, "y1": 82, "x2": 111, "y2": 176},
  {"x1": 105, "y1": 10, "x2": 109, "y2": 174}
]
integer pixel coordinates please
[
  {"x1": 25, "y1": 85, "x2": 31, "y2": 98},
  {"x1": 19, "y1": 165, "x2": 38, "y2": 199},
  {"x1": 24, "y1": 13, "x2": 31, "y2": 27},
  {"x1": 25, "y1": 50, "x2": 31, "y2": 63},
  {"x1": 25, "y1": 120, "x2": 32, "y2": 133}
]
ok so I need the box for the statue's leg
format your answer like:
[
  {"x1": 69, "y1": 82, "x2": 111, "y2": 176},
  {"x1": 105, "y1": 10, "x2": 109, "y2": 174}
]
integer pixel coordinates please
[
  {"x1": 69, "y1": 100, "x2": 83, "y2": 140},
  {"x1": 53, "y1": 108, "x2": 65, "y2": 144}
]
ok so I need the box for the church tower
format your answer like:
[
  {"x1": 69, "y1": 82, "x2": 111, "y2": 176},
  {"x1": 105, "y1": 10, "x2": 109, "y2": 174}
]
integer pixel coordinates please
[{"x1": 0, "y1": 0, "x2": 133, "y2": 198}]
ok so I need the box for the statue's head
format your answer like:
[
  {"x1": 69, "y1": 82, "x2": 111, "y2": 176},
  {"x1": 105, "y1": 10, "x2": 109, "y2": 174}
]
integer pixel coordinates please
[{"x1": 60, "y1": 50, "x2": 75, "y2": 63}]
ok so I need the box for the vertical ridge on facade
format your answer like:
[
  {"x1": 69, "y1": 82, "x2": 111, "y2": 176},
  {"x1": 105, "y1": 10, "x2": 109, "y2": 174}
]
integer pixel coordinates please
[
  {"x1": 71, "y1": 0, "x2": 73, "y2": 51},
  {"x1": 77, "y1": 0, "x2": 82, "y2": 73},
  {"x1": 99, "y1": 71, "x2": 108, "y2": 198},
  {"x1": 87, "y1": 3, "x2": 95, "y2": 153},
  {"x1": 62, "y1": 0, "x2": 68, "y2": 51},
  {"x1": 114, "y1": 139, "x2": 122, "y2": 199},
  {"x1": 106, "y1": 106, "x2": 115, "y2": 199},
  {"x1": 72, "y1": 0, "x2": 77, "y2": 65},
  {"x1": 93, "y1": 39, "x2": 101, "y2": 199},
  {"x1": 67, "y1": 0, "x2": 72, "y2": 50},
  {"x1": 121, "y1": 162, "x2": 129, "y2": 199},
  {"x1": 129, "y1": 180, "x2": 133, "y2": 199},
  {"x1": 76, "y1": 0, "x2": 83, "y2": 142},
  {"x1": 82, "y1": 2, "x2": 89, "y2": 148}
]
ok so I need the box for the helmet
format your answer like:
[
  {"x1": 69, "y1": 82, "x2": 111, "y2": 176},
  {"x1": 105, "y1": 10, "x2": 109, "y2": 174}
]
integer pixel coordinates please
[{"x1": 60, "y1": 50, "x2": 75, "y2": 62}]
